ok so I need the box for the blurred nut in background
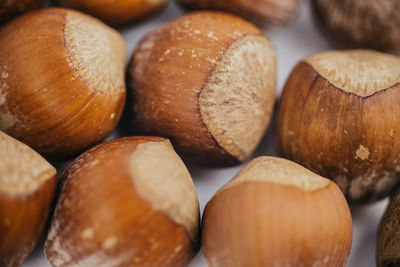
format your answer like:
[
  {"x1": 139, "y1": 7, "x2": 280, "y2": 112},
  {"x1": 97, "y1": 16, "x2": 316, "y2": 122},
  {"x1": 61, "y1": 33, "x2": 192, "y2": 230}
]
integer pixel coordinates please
[
  {"x1": 58, "y1": 0, "x2": 168, "y2": 26},
  {"x1": 0, "y1": 0, "x2": 43, "y2": 24},
  {"x1": 176, "y1": 0, "x2": 300, "y2": 26},
  {"x1": 202, "y1": 156, "x2": 353, "y2": 267},
  {"x1": 311, "y1": 0, "x2": 400, "y2": 55},
  {"x1": 278, "y1": 50, "x2": 400, "y2": 204},
  {"x1": 0, "y1": 131, "x2": 57, "y2": 267},
  {"x1": 377, "y1": 186, "x2": 400, "y2": 267},
  {"x1": 0, "y1": 8, "x2": 126, "y2": 159},
  {"x1": 45, "y1": 137, "x2": 200, "y2": 266},
  {"x1": 129, "y1": 11, "x2": 276, "y2": 166}
]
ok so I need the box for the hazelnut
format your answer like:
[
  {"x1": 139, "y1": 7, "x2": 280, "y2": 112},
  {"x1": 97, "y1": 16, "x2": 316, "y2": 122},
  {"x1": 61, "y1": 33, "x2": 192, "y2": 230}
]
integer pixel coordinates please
[
  {"x1": 176, "y1": 0, "x2": 300, "y2": 26},
  {"x1": 377, "y1": 186, "x2": 400, "y2": 267},
  {"x1": 202, "y1": 156, "x2": 353, "y2": 267},
  {"x1": 277, "y1": 50, "x2": 400, "y2": 204},
  {"x1": 0, "y1": 0, "x2": 43, "y2": 24},
  {"x1": 0, "y1": 131, "x2": 57, "y2": 267},
  {"x1": 0, "y1": 8, "x2": 126, "y2": 159},
  {"x1": 45, "y1": 136, "x2": 200, "y2": 266},
  {"x1": 57, "y1": 0, "x2": 167, "y2": 26},
  {"x1": 311, "y1": 0, "x2": 400, "y2": 55},
  {"x1": 129, "y1": 11, "x2": 276, "y2": 166}
]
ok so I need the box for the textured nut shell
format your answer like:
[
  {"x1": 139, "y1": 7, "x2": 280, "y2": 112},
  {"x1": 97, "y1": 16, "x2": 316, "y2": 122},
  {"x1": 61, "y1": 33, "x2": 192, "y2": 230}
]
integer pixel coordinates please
[
  {"x1": 0, "y1": 0, "x2": 43, "y2": 24},
  {"x1": 130, "y1": 11, "x2": 276, "y2": 165},
  {"x1": 0, "y1": 131, "x2": 57, "y2": 267},
  {"x1": 199, "y1": 35, "x2": 276, "y2": 161},
  {"x1": 0, "y1": 131, "x2": 56, "y2": 195},
  {"x1": 128, "y1": 140, "x2": 199, "y2": 243},
  {"x1": 305, "y1": 50, "x2": 400, "y2": 97},
  {"x1": 203, "y1": 156, "x2": 352, "y2": 267},
  {"x1": 64, "y1": 10, "x2": 126, "y2": 95},
  {"x1": 311, "y1": 0, "x2": 400, "y2": 55},
  {"x1": 377, "y1": 187, "x2": 400, "y2": 267},
  {"x1": 177, "y1": 0, "x2": 299, "y2": 26},
  {"x1": 220, "y1": 157, "x2": 329, "y2": 193},
  {"x1": 59, "y1": 0, "x2": 167, "y2": 26},
  {"x1": 0, "y1": 9, "x2": 126, "y2": 158},
  {"x1": 45, "y1": 137, "x2": 200, "y2": 267},
  {"x1": 277, "y1": 50, "x2": 400, "y2": 203}
]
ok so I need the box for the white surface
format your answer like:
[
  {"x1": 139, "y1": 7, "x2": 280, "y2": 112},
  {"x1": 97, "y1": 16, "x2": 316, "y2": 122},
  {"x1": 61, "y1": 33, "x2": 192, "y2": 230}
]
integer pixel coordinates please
[{"x1": 22, "y1": 1, "x2": 388, "y2": 266}]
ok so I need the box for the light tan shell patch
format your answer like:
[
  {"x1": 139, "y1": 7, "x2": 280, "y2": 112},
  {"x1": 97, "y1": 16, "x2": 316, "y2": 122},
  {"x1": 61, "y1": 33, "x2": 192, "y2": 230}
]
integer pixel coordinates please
[
  {"x1": 305, "y1": 50, "x2": 400, "y2": 96},
  {"x1": 129, "y1": 140, "x2": 200, "y2": 244},
  {"x1": 0, "y1": 131, "x2": 56, "y2": 195},
  {"x1": 200, "y1": 35, "x2": 276, "y2": 161},
  {"x1": 64, "y1": 10, "x2": 126, "y2": 95},
  {"x1": 221, "y1": 156, "x2": 330, "y2": 193}
]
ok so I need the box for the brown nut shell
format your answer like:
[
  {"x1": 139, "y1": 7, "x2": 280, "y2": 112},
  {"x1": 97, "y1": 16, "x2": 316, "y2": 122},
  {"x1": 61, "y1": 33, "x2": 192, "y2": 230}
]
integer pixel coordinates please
[
  {"x1": 277, "y1": 50, "x2": 400, "y2": 204},
  {"x1": 129, "y1": 11, "x2": 276, "y2": 166},
  {"x1": 311, "y1": 0, "x2": 400, "y2": 55},
  {"x1": 202, "y1": 156, "x2": 353, "y2": 267},
  {"x1": 58, "y1": 0, "x2": 167, "y2": 26},
  {"x1": 0, "y1": 8, "x2": 126, "y2": 159},
  {"x1": 377, "y1": 186, "x2": 400, "y2": 267},
  {"x1": 45, "y1": 136, "x2": 200, "y2": 267},
  {"x1": 0, "y1": 131, "x2": 57, "y2": 267},
  {"x1": 176, "y1": 0, "x2": 299, "y2": 26},
  {"x1": 0, "y1": 0, "x2": 43, "y2": 24}
]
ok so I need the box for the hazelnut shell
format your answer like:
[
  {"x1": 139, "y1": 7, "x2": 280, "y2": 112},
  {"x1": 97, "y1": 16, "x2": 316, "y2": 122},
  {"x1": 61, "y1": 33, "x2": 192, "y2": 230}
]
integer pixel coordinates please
[
  {"x1": 0, "y1": 0, "x2": 43, "y2": 24},
  {"x1": 202, "y1": 156, "x2": 353, "y2": 267},
  {"x1": 0, "y1": 131, "x2": 57, "y2": 267},
  {"x1": 0, "y1": 8, "x2": 126, "y2": 159},
  {"x1": 45, "y1": 136, "x2": 200, "y2": 266},
  {"x1": 58, "y1": 0, "x2": 167, "y2": 26},
  {"x1": 377, "y1": 186, "x2": 400, "y2": 267},
  {"x1": 129, "y1": 11, "x2": 276, "y2": 166},
  {"x1": 311, "y1": 0, "x2": 400, "y2": 55},
  {"x1": 176, "y1": 0, "x2": 300, "y2": 26},
  {"x1": 277, "y1": 50, "x2": 400, "y2": 204}
]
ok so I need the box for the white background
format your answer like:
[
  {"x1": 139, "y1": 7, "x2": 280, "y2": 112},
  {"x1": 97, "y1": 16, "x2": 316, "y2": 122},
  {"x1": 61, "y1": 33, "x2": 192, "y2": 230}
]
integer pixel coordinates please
[{"x1": 23, "y1": 1, "x2": 388, "y2": 266}]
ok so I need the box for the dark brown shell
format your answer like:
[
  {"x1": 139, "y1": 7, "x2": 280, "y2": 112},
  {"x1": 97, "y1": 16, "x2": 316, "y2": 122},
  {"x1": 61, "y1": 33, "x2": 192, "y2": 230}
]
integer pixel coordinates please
[
  {"x1": 0, "y1": 0, "x2": 43, "y2": 24},
  {"x1": 377, "y1": 186, "x2": 400, "y2": 267},
  {"x1": 176, "y1": 0, "x2": 300, "y2": 26},
  {"x1": 311, "y1": 0, "x2": 400, "y2": 55}
]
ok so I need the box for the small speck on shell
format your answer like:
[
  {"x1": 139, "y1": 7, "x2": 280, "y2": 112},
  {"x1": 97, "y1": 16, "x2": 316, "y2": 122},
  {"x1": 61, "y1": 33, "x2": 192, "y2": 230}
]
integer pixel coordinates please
[
  {"x1": 102, "y1": 236, "x2": 118, "y2": 250},
  {"x1": 355, "y1": 144, "x2": 370, "y2": 160},
  {"x1": 80, "y1": 228, "x2": 94, "y2": 239}
]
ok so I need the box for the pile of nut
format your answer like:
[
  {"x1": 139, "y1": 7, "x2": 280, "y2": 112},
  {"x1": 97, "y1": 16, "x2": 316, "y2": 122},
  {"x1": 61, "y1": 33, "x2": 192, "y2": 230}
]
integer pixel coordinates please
[{"x1": 1, "y1": 0, "x2": 400, "y2": 266}]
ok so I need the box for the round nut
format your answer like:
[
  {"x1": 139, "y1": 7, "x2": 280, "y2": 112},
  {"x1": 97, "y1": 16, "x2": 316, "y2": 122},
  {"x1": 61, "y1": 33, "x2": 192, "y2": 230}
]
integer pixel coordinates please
[
  {"x1": 311, "y1": 0, "x2": 400, "y2": 55},
  {"x1": 58, "y1": 0, "x2": 167, "y2": 26},
  {"x1": 0, "y1": 0, "x2": 43, "y2": 24},
  {"x1": 0, "y1": 8, "x2": 126, "y2": 159},
  {"x1": 0, "y1": 131, "x2": 57, "y2": 267},
  {"x1": 129, "y1": 11, "x2": 277, "y2": 166},
  {"x1": 176, "y1": 0, "x2": 300, "y2": 26},
  {"x1": 202, "y1": 156, "x2": 353, "y2": 267},
  {"x1": 45, "y1": 136, "x2": 200, "y2": 266},
  {"x1": 377, "y1": 186, "x2": 400, "y2": 267},
  {"x1": 277, "y1": 50, "x2": 400, "y2": 204}
]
